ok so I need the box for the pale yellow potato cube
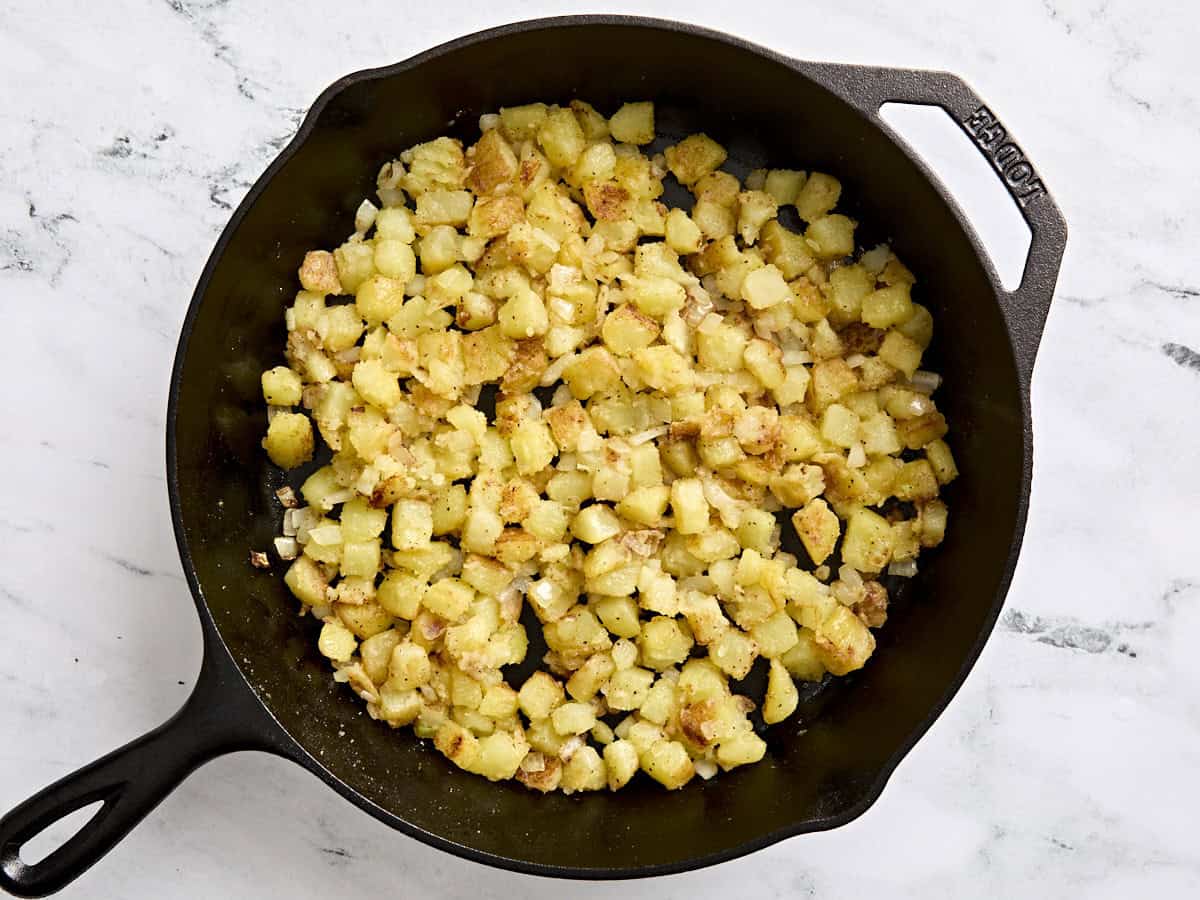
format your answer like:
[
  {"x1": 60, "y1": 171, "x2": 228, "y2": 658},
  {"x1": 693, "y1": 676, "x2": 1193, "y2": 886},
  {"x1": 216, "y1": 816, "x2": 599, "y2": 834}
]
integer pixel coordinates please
[
  {"x1": 510, "y1": 419, "x2": 557, "y2": 475},
  {"x1": 669, "y1": 478, "x2": 709, "y2": 535},
  {"x1": 551, "y1": 701, "x2": 597, "y2": 736},
  {"x1": 639, "y1": 616, "x2": 694, "y2": 670},
  {"x1": 519, "y1": 671, "x2": 565, "y2": 720},
  {"x1": 263, "y1": 412, "x2": 314, "y2": 469},
  {"x1": 805, "y1": 214, "x2": 856, "y2": 259},
  {"x1": 709, "y1": 628, "x2": 758, "y2": 680},
  {"x1": 317, "y1": 620, "x2": 357, "y2": 662},
  {"x1": 498, "y1": 287, "x2": 549, "y2": 339},
  {"x1": 603, "y1": 739, "x2": 640, "y2": 790},
  {"x1": 764, "y1": 169, "x2": 806, "y2": 206},
  {"x1": 640, "y1": 740, "x2": 694, "y2": 790},
  {"x1": 561, "y1": 745, "x2": 607, "y2": 794},
  {"x1": 794, "y1": 171, "x2": 841, "y2": 222},
  {"x1": 763, "y1": 658, "x2": 799, "y2": 724},
  {"x1": 601, "y1": 303, "x2": 660, "y2": 355},
  {"x1": 284, "y1": 555, "x2": 330, "y2": 607},
  {"x1": 262, "y1": 366, "x2": 302, "y2": 406},
  {"x1": 741, "y1": 264, "x2": 791, "y2": 310},
  {"x1": 751, "y1": 611, "x2": 800, "y2": 659},
  {"x1": 391, "y1": 499, "x2": 433, "y2": 550},
  {"x1": 377, "y1": 571, "x2": 426, "y2": 619},
  {"x1": 609, "y1": 101, "x2": 655, "y2": 144},
  {"x1": 603, "y1": 666, "x2": 655, "y2": 711}
]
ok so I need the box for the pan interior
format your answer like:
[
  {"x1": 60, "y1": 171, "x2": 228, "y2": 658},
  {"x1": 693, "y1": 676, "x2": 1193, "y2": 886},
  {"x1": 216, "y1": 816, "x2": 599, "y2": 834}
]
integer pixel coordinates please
[{"x1": 171, "y1": 22, "x2": 1024, "y2": 874}]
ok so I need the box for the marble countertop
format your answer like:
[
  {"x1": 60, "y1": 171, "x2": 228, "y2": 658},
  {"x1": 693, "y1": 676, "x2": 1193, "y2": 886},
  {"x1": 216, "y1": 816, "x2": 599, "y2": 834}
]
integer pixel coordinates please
[{"x1": 2, "y1": 0, "x2": 1197, "y2": 896}]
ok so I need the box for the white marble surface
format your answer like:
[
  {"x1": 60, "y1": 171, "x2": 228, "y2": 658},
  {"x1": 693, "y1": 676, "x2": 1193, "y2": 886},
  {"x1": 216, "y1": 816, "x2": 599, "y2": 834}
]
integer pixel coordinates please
[{"x1": 2, "y1": 0, "x2": 1198, "y2": 896}]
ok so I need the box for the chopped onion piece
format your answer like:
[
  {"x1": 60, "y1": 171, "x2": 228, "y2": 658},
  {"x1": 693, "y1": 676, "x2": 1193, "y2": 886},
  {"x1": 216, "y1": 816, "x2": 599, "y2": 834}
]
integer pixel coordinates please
[
  {"x1": 694, "y1": 759, "x2": 719, "y2": 780},
  {"x1": 839, "y1": 564, "x2": 864, "y2": 589},
  {"x1": 354, "y1": 199, "x2": 379, "y2": 234},
  {"x1": 910, "y1": 370, "x2": 942, "y2": 394},
  {"x1": 334, "y1": 347, "x2": 361, "y2": 364},
  {"x1": 276, "y1": 486, "x2": 298, "y2": 508},
  {"x1": 845, "y1": 353, "x2": 867, "y2": 369},
  {"x1": 307, "y1": 524, "x2": 343, "y2": 546},
  {"x1": 266, "y1": 405, "x2": 287, "y2": 423},
  {"x1": 249, "y1": 550, "x2": 270, "y2": 569},
  {"x1": 478, "y1": 113, "x2": 501, "y2": 132},
  {"x1": 847, "y1": 442, "x2": 867, "y2": 468},
  {"x1": 628, "y1": 426, "x2": 668, "y2": 446},
  {"x1": 889, "y1": 559, "x2": 919, "y2": 578},
  {"x1": 557, "y1": 735, "x2": 584, "y2": 762},
  {"x1": 274, "y1": 536, "x2": 299, "y2": 560},
  {"x1": 540, "y1": 351, "x2": 578, "y2": 387},
  {"x1": 549, "y1": 297, "x2": 575, "y2": 323},
  {"x1": 782, "y1": 349, "x2": 813, "y2": 365},
  {"x1": 322, "y1": 488, "x2": 355, "y2": 509}
]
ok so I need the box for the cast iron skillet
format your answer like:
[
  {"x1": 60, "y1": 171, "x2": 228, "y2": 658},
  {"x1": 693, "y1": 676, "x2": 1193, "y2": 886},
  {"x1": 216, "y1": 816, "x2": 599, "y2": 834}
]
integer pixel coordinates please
[{"x1": 0, "y1": 15, "x2": 1066, "y2": 897}]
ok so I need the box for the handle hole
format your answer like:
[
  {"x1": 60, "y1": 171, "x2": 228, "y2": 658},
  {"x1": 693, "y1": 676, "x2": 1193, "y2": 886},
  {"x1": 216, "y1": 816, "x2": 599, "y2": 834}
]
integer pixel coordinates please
[
  {"x1": 880, "y1": 102, "x2": 1031, "y2": 291},
  {"x1": 18, "y1": 800, "x2": 105, "y2": 867}
]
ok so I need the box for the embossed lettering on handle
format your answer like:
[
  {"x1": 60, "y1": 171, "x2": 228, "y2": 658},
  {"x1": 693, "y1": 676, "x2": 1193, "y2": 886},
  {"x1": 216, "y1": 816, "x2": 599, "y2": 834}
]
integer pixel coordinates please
[{"x1": 960, "y1": 105, "x2": 1046, "y2": 206}]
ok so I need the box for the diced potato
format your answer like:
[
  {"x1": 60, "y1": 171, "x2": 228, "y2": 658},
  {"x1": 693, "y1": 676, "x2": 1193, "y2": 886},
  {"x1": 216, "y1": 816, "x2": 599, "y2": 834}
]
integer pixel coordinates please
[
  {"x1": 639, "y1": 616, "x2": 694, "y2": 670},
  {"x1": 741, "y1": 264, "x2": 791, "y2": 310},
  {"x1": 861, "y1": 284, "x2": 914, "y2": 329},
  {"x1": 602, "y1": 303, "x2": 660, "y2": 355},
  {"x1": 551, "y1": 702, "x2": 597, "y2": 736},
  {"x1": 805, "y1": 214, "x2": 856, "y2": 259},
  {"x1": 422, "y1": 578, "x2": 474, "y2": 622},
  {"x1": 670, "y1": 479, "x2": 709, "y2": 535},
  {"x1": 794, "y1": 172, "x2": 841, "y2": 222},
  {"x1": 561, "y1": 745, "x2": 607, "y2": 794},
  {"x1": 262, "y1": 367, "x2": 302, "y2": 406},
  {"x1": 604, "y1": 740, "x2": 640, "y2": 790},
  {"x1": 926, "y1": 438, "x2": 959, "y2": 484},
  {"x1": 609, "y1": 101, "x2": 655, "y2": 145},
  {"x1": 317, "y1": 620, "x2": 356, "y2": 661},
  {"x1": 814, "y1": 605, "x2": 875, "y2": 675},
  {"x1": 764, "y1": 169, "x2": 806, "y2": 205},
  {"x1": 665, "y1": 134, "x2": 727, "y2": 185},
  {"x1": 392, "y1": 500, "x2": 433, "y2": 550},
  {"x1": 709, "y1": 628, "x2": 758, "y2": 680},
  {"x1": 878, "y1": 330, "x2": 924, "y2": 378},
  {"x1": 538, "y1": 107, "x2": 586, "y2": 168},
  {"x1": 763, "y1": 658, "x2": 799, "y2": 724},
  {"x1": 518, "y1": 671, "x2": 565, "y2": 720},
  {"x1": 263, "y1": 413, "x2": 314, "y2": 469},
  {"x1": 603, "y1": 666, "x2": 655, "y2": 711},
  {"x1": 792, "y1": 498, "x2": 840, "y2": 565},
  {"x1": 640, "y1": 740, "x2": 695, "y2": 790}
]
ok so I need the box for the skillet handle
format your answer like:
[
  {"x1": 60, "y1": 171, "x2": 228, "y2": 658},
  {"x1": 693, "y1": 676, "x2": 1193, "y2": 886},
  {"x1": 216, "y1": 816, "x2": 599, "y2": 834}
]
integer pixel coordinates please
[
  {"x1": 0, "y1": 650, "x2": 285, "y2": 897},
  {"x1": 798, "y1": 63, "x2": 1068, "y2": 389}
]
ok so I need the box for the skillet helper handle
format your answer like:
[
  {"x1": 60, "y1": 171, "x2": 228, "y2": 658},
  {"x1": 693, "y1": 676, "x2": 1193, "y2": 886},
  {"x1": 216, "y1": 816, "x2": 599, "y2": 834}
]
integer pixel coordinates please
[
  {"x1": 0, "y1": 653, "x2": 281, "y2": 897},
  {"x1": 799, "y1": 63, "x2": 1068, "y2": 389}
]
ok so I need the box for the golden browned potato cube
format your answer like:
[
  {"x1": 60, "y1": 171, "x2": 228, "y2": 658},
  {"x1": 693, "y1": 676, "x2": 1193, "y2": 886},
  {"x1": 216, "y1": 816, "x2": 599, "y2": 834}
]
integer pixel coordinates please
[
  {"x1": 377, "y1": 571, "x2": 427, "y2": 619},
  {"x1": 814, "y1": 605, "x2": 875, "y2": 676},
  {"x1": 893, "y1": 459, "x2": 940, "y2": 502},
  {"x1": 716, "y1": 731, "x2": 767, "y2": 770},
  {"x1": 896, "y1": 412, "x2": 949, "y2": 450},
  {"x1": 519, "y1": 671, "x2": 565, "y2": 720},
  {"x1": 793, "y1": 497, "x2": 840, "y2": 565},
  {"x1": 741, "y1": 264, "x2": 791, "y2": 310},
  {"x1": 564, "y1": 345, "x2": 622, "y2": 398},
  {"x1": 336, "y1": 600, "x2": 393, "y2": 640},
  {"x1": 434, "y1": 721, "x2": 481, "y2": 771},
  {"x1": 841, "y1": 508, "x2": 895, "y2": 572},
  {"x1": 299, "y1": 250, "x2": 343, "y2": 294},
  {"x1": 468, "y1": 128, "x2": 519, "y2": 194},
  {"x1": 665, "y1": 134, "x2": 728, "y2": 185},
  {"x1": 603, "y1": 666, "x2": 655, "y2": 711}
]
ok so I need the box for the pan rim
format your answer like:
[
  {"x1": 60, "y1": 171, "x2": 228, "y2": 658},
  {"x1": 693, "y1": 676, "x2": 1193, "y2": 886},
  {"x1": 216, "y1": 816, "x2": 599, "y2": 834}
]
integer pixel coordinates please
[{"x1": 165, "y1": 13, "x2": 1034, "y2": 880}]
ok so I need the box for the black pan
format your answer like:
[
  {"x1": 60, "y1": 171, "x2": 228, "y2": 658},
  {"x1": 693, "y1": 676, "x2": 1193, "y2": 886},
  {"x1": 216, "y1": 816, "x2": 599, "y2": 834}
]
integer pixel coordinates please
[{"x1": 0, "y1": 16, "x2": 1066, "y2": 897}]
